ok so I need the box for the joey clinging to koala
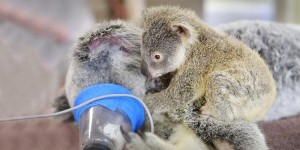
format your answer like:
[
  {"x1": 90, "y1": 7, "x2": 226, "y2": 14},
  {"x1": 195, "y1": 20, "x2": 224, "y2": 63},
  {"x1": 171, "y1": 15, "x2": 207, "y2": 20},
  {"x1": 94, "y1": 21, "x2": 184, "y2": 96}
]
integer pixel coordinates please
[
  {"x1": 136, "y1": 6, "x2": 276, "y2": 150},
  {"x1": 64, "y1": 20, "x2": 146, "y2": 106}
]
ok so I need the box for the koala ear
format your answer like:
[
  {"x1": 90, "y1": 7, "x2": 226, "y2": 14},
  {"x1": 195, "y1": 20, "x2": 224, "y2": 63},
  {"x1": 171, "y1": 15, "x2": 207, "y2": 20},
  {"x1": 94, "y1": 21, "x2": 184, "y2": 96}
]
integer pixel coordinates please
[{"x1": 171, "y1": 22, "x2": 194, "y2": 41}]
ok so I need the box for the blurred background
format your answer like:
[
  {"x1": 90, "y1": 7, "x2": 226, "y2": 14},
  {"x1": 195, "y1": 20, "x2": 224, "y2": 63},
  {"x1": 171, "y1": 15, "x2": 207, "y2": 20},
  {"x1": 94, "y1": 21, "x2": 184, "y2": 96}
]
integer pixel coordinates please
[{"x1": 0, "y1": 0, "x2": 299, "y2": 149}]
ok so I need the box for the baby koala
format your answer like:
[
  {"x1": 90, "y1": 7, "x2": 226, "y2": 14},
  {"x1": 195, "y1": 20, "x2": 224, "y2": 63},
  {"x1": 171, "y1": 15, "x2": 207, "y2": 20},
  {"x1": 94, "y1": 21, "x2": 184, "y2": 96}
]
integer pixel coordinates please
[
  {"x1": 127, "y1": 6, "x2": 276, "y2": 150},
  {"x1": 64, "y1": 20, "x2": 145, "y2": 106}
]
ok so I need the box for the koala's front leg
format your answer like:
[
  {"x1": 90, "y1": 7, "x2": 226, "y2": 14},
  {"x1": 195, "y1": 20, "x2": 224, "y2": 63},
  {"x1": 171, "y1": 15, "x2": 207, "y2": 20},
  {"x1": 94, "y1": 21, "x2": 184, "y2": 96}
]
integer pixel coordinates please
[
  {"x1": 144, "y1": 90, "x2": 170, "y2": 111},
  {"x1": 125, "y1": 125, "x2": 214, "y2": 150},
  {"x1": 125, "y1": 132, "x2": 175, "y2": 150}
]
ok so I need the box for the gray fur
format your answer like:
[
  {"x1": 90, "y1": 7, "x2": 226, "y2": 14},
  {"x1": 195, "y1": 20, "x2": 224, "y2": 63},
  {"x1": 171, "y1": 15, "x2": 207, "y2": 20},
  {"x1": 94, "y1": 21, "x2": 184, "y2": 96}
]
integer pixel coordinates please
[
  {"x1": 132, "y1": 6, "x2": 275, "y2": 150},
  {"x1": 185, "y1": 114, "x2": 267, "y2": 150},
  {"x1": 56, "y1": 18, "x2": 299, "y2": 150},
  {"x1": 216, "y1": 21, "x2": 300, "y2": 120},
  {"x1": 147, "y1": 20, "x2": 300, "y2": 121},
  {"x1": 65, "y1": 20, "x2": 145, "y2": 106}
]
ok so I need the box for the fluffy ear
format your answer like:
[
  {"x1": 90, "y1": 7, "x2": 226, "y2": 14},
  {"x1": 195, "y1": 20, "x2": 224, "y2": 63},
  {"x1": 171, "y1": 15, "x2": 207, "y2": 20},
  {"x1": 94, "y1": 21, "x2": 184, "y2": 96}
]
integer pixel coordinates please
[{"x1": 171, "y1": 22, "x2": 194, "y2": 41}]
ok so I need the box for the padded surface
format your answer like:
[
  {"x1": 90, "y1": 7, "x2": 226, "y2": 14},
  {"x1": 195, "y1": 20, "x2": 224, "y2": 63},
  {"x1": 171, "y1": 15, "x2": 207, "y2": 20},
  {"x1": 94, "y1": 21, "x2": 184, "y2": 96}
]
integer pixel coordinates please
[
  {"x1": 0, "y1": 118, "x2": 79, "y2": 150},
  {"x1": 259, "y1": 114, "x2": 300, "y2": 150}
]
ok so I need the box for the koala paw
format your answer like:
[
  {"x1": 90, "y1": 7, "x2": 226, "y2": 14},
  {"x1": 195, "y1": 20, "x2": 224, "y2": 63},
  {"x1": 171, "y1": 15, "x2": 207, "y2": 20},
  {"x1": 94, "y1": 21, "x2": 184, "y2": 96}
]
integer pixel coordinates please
[
  {"x1": 124, "y1": 132, "x2": 152, "y2": 150},
  {"x1": 125, "y1": 132, "x2": 174, "y2": 150}
]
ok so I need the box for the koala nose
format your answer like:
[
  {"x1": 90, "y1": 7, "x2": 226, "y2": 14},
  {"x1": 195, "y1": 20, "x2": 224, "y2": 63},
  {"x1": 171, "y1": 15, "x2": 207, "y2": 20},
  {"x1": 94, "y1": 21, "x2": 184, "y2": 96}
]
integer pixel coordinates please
[{"x1": 141, "y1": 60, "x2": 152, "y2": 78}]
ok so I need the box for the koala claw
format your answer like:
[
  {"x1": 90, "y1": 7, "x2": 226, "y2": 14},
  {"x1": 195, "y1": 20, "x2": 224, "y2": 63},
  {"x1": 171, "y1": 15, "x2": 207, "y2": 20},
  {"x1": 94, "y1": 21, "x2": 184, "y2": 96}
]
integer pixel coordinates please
[
  {"x1": 125, "y1": 132, "x2": 152, "y2": 150},
  {"x1": 125, "y1": 132, "x2": 175, "y2": 150}
]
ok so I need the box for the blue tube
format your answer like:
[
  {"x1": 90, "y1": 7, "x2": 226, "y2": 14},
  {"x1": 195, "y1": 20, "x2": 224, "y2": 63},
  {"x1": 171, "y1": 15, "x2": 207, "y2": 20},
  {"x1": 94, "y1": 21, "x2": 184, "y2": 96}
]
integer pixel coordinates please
[{"x1": 73, "y1": 83, "x2": 145, "y2": 132}]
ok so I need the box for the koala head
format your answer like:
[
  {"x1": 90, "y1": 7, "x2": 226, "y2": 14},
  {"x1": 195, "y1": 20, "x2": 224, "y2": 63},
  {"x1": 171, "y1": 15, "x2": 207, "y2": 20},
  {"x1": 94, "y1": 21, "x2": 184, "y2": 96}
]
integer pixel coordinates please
[
  {"x1": 65, "y1": 20, "x2": 145, "y2": 105},
  {"x1": 140, "y1": 6, "x2": 198, "y2": 78}
]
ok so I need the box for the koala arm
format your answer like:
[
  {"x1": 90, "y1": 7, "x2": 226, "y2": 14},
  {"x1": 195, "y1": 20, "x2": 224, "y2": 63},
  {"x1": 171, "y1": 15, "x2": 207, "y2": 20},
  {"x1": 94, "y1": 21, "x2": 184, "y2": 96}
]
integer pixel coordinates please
[
  {"x1": 125, "y1": 125, "x2": 214, "y2": 150},
  {"x1": 185, "y1": 70, "x2": 269, "y2": 150},
  {"x1": 185, "y1": 114, "x2": 267, "y2": 150},
  {"x1": 140, "y1": 70, "x2": 268, "y2": 150},
  {"x1": 200, "y1": 70, "x2": 273, "y2": 122},
  {"x1": 137, "y1": 69, "x2": 271, "y2": 150}
]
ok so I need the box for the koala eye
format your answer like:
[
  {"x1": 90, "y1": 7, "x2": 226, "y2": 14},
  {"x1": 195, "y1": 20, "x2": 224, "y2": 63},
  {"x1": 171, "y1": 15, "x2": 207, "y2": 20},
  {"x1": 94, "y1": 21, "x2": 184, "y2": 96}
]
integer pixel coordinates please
[{"x1": 151, "y1": 51, "x2": 163, "y2": 63}]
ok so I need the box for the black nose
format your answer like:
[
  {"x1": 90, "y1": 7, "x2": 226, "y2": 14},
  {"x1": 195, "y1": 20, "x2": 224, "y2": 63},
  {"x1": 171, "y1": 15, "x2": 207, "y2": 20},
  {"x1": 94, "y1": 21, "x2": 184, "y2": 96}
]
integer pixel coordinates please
[{"x1": 141, "y1": 60, "x2": 152, "y2": 78}]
